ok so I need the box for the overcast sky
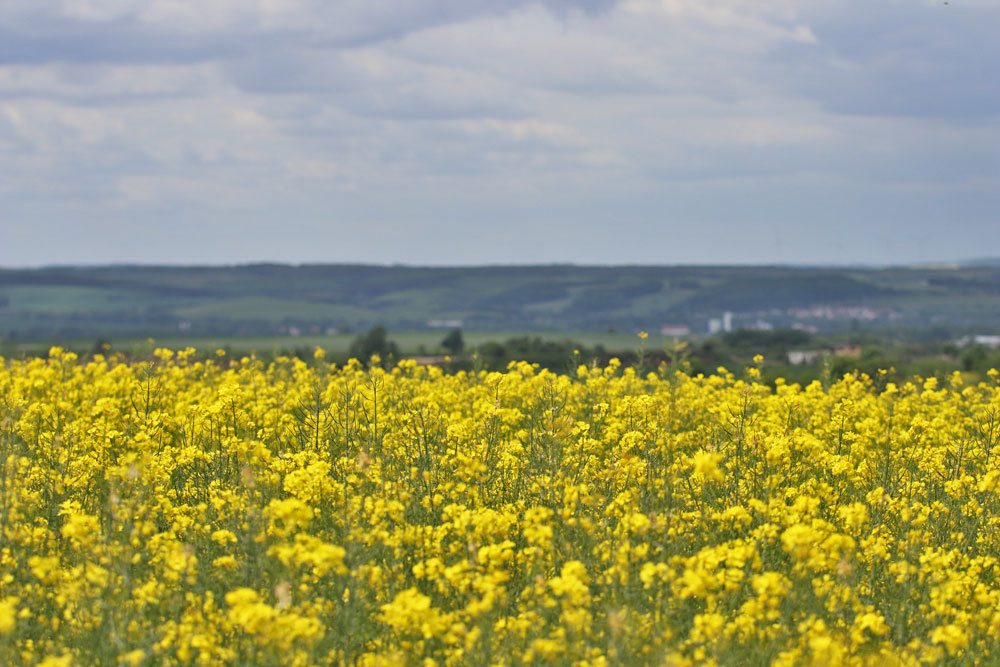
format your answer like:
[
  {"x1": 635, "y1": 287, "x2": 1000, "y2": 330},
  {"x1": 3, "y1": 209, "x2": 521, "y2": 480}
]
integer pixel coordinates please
[{"x1": 1, "y1": 0, "x2": 997, "y2": 267}]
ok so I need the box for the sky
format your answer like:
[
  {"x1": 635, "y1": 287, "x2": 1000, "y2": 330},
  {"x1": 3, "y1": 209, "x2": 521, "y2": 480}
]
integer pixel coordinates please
[{"x1": 1, "y1": 0, "x2": 998, "y2": 267}]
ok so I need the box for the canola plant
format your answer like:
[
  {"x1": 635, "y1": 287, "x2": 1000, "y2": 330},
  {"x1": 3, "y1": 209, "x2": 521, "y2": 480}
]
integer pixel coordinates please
[{"x1": 0, "y1": 347, "x2": 999, "y2": 665}]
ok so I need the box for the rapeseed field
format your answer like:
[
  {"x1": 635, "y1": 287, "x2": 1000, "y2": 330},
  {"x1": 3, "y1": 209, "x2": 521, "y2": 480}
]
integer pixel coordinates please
[{"x1": 1, "y1": 347, "x2": 998, "y2": 665}]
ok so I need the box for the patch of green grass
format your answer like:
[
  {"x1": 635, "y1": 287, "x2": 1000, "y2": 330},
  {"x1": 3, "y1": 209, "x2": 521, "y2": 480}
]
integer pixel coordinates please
[
  {"x1": 1, "y1": 330, "x2": 667, "y2": 360},
  {"x1": 1, "y1": 286, "x2": 154, "y2": 313},
  {"x1": 174, "y1": 297, "x2": 371, "y2": 322}
]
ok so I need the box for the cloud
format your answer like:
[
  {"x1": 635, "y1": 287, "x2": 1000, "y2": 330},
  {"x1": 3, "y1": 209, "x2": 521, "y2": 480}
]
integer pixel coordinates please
[
  {"x1": 0, "y1": 1, "x2": 616, "y2": 66},
  {"x1": 0, "y1": 0, "x2": 997, "y2": 267},
  {"x1": 770, "y1": 1, "x2": 1000, "y2": 118}
]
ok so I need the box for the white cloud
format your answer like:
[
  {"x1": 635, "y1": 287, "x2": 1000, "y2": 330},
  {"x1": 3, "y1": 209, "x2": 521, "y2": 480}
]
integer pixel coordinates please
[{"x1": 0, "y1": 0, "x2": 997, "y2": 266}]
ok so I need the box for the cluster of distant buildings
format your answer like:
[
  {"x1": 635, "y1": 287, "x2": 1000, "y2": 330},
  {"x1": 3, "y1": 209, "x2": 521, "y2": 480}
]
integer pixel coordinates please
[
  {"x1": 281, "y1": 325, "x2": 340, "y2": 337},
  {"x1": 659, "y1": 312, "x2": 737, "y2": 337},
  {"x1": 655, "y1": 313, "x2": 1000, "y2": 367},
  {"x1": 707, "y1": 312, "x2": 734, "y2": 335},
  {"x1": 787, "y1": 306, "x2": 890, "y2": 321},
  {"x1": 787, "y1": 345, "x2": 863, "y2": 365},
  {"x1": 655, "y1": 304, "x2": 901, "y2": 339},
  {"x1": 427, "y1": 319, "x2": 464, "y2": 329},
  {"x1": 956, "y1": 335, "x2": 1000, "y2": 349}
]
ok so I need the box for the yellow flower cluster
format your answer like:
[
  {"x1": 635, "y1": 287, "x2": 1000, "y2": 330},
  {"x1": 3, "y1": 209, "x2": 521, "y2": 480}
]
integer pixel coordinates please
[{"x1": 0, "y1": 347, "x2": 998, "y2": 665}]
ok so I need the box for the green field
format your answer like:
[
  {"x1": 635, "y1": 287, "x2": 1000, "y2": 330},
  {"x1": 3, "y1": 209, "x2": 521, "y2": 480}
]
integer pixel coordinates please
[{"x1": 0, "y1": 330, "x2": 666, "y2": 359}]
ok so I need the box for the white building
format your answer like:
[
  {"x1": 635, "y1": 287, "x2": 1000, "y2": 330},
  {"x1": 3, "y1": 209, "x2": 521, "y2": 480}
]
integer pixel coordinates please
[{"x1": 788, "y1": 350, "x2": 825, "y2": 365}]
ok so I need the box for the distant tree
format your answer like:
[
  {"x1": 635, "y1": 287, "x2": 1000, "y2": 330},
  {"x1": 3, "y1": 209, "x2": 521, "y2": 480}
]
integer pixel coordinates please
[
  {"x1": 441, "y1": 329, "x2": 465, "y2": 354},
  {"x1": 961, "y1": 345, "x2": 989, "y2": 372},
  {"x1": 349, "y1": 325, "x2": 399, "y2": 366}
]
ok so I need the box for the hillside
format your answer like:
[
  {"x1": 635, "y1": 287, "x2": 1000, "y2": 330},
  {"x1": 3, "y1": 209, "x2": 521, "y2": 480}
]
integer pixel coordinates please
[{"x1": 0, "y1": 264, "x2": 997, "y2": 341}]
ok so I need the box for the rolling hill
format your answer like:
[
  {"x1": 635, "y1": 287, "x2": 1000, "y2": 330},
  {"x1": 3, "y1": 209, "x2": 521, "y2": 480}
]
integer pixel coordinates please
[{"x1": 0, "y1": 263, "x2": 997, "y2": 341}]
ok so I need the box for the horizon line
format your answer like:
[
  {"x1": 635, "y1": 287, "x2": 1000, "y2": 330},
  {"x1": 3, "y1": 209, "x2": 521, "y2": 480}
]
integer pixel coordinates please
[{"x1": 1, "y1": 258, "x2": 993, "y2": 272}]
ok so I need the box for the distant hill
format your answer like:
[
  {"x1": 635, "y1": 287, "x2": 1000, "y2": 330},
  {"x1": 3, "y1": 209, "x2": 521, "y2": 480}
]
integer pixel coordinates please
[
  {"x1": 0, "y1": 263, "x2": 997, "y2": 341},
  {"x1": 962, "y1": 257, "x2": 1000, "y2": 268}
]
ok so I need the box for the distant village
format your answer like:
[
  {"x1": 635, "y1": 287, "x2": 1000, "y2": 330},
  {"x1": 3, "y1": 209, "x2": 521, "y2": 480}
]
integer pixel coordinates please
[
  {"x1": 256, "y1": 304, "x2": 1000, "y2": 370},
  {"x1": 655, "y1": 305, "x2": 899, "y2": 341},
  {"x1": 655, "y1": 307, "x2": 999, "y2": 366}
]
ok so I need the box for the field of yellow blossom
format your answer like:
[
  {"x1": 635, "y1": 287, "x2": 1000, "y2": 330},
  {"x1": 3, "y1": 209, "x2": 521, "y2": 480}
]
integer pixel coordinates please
[{"x1": 1, "y1": 347, "x2": 999, "y2": 665}]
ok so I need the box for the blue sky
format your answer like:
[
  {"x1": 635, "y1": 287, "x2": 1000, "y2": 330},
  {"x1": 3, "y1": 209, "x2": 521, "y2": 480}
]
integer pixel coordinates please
[{"x1": 1, "y1": 0, "x2": 997, "y2": 267}]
